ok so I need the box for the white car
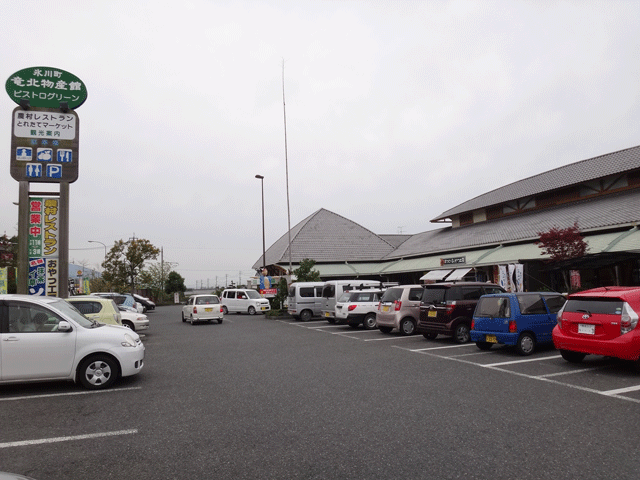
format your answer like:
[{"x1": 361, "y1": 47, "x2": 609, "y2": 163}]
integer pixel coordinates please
[
  {"x1": 335, "y1": 289, "x2": 384, "y2": 329},
  {"x1": 182, "y1": 294, "x2": 224, "y2": 324},
  {"x1": 119, "y1": 309, "x2": 150, "y2": 332},
  {"x1": 0, "y1": 294, "x2": 145, "y2": 390},
  {"x1": 220, "y1": 289, "x2": 270, "y2": 315}
]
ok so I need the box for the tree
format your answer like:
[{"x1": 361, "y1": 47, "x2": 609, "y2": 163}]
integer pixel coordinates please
[
  {"x1": 293, "y1": 258, "x2": 321, "y2": 282},
  {"x1": 0, "y1": 234, "x2": 17, "y2": 293},
  {"x1": 165, "y1": 271, "x2": 186, "y2": 295},
  {"x1": 139, "y1": 262, "x2": 173, "y2": 301},
  {"x1": 537, "y1": 222, "x2": 589, "y2": 291},
  {"x1": 102, "y1": 238, "x2": 160, "y2": 293}
]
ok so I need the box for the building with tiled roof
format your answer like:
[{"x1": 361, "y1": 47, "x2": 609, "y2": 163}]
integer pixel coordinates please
[{"x1": 255, "y1": 145, "x2": 640, "y2": 290}]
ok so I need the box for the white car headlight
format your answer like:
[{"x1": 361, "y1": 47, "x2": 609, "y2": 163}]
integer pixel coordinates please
[{"x1": 122, "y1": 333, "x2": 138, "y2": 347}]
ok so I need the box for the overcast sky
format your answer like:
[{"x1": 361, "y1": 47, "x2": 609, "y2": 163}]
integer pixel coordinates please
[{"x1": 1, "y1": 1, "x2": 639, "y2": 289}]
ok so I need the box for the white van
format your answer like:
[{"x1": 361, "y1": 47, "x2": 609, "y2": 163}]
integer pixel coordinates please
[
  {"x1": 321, "y1": 280, "x2": 383, "y2": 323},
  {"x1": 287, "y1": 282, "x2": 325, "y2": 322},
  {"x1": 221, "y1": 288, "x2": 271, "y2": 315}
]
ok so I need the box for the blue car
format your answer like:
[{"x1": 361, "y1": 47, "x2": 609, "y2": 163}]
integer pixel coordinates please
[{"x1": 470, "y1": 292, "x2": 566, "y2": 355}]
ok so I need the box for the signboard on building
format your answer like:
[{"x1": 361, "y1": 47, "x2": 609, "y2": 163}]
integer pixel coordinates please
[
  {"x1": 441, "y1": 256, "x2": 466, "y2": 266},
  {"x1": 5, "y1": 67, "x2": 87, "y2": 109},
  {"x1": 27, "y1": 197, "x2": 60, "y2": 296}
]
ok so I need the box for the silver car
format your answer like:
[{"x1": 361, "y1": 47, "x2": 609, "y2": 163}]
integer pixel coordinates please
[{"x1": 376, "y1": 285, "x2": 425, "y2": 335}]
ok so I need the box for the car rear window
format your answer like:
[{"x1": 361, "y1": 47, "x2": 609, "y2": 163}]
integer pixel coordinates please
[
  {"x1": 564, "y1": 298, "x2": 624, "y2": 315},
  {"x1": 350, "y1": 292, "x2": 380, "y2": 302},
  {"x1": 542, "y1": 295, "x2": 566, "y2": 313},
  {"x1": 422, "y1": 287, "x2": 447, "y2": 305},
  {"x1": 338, "y1": 292, "x2": 352, "y2": 302},
  {"x1": 380, "y1": 288, "x2": 403, "y2": 303},
  {"x1": 322, "y1": 285, "x2": 335, "y2": 298},
  {"x1": 475, "y1": 297, "x2": 511, "y2": 317},
  {"x1": 196, "y1": 296, "x2": 219, "y2": 305}
]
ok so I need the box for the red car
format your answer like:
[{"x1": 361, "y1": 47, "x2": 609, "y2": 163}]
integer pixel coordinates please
[{"x1": 553, "y1": 286, "x2": 640, "y2": 363}]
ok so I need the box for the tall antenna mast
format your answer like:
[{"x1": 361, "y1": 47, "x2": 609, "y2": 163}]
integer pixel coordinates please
[{"x1": 282, "y1": 59, "x2": 293, "y2": 277}]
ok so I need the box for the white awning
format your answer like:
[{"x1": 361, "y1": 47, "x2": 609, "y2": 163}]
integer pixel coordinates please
[
  {"x1": 419, "y1": 269, "x2": 452, "y2": 281},
  {"x1": 446, "y1": 268, "x2": 472, "y2": 281}
]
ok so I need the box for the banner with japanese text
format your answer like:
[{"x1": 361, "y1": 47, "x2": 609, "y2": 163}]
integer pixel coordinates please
[
  {"x1": 27, "y1": 197, "x2": 59, "y2": 296},
  {"x1": 0, "y1": 267, "x2": 7, "y2": 294}
]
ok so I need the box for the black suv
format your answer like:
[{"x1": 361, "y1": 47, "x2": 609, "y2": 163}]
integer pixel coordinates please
[{"x1": 417, "y1": 282, "x2": 505, "y2": 343}]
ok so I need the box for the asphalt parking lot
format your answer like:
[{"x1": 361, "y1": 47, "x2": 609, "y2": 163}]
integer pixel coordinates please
[{"x1": 2, "y1": 306, "x2": 640, "y2": 480}]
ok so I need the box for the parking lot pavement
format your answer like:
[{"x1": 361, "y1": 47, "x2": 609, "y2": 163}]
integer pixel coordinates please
[{"x1": 285, "y1": 316, "x2": 640, "y2": 405}]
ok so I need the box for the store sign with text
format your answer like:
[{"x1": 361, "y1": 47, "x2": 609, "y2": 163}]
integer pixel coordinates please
[{"x1": 28, "y1": 197, "x2": 59, "y2": 296}]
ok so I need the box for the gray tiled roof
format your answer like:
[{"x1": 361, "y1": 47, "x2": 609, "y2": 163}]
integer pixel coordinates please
[
  {"x1": 388, "y1": 188, "x2": 640, "y2": 260},
  {"x1": 432, "y1": 145, "x2": 640, "y2": 221},
  {"x1": 252, "y1": 208, "x2": 395, "y2": 269}
]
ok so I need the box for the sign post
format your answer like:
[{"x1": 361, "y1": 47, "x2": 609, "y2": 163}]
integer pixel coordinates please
[{"x1": 6, "y1": 66, "x2": 87, "y2": 297}]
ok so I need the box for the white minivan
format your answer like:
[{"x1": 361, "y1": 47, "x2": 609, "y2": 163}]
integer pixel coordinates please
[
  {"x1": 0, "y1": 294, "x2": 145, "y2": 390},
  {"x1": 221, "y1": 289, "x2": 271, "y2": 315},
  {"x1": 287, "y1": 281, "x2": 325, "y2": 321},
  {"x1": 321, "y1": 280, "x2": 383, "y2": 323}
]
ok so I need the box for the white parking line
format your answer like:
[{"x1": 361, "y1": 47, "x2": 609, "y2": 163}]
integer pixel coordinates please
[
  {"x1": 0, "y1": 387, "x2": 142, "y2": 402},
  {"x1": 407, "y1": 344, "x2": 475, "y2": 352},
  {"x1": 365, "y1": 336, "x2": 417, "y2": 342},
  {"x1": 0, "y1": 429, "x2": 138, "y2": 449},
  {"x1": 536, "y1": 368, "x2": 602, "y2": 378},
  {"x1": 602, "y1": 385, "x2": 640, "y2": 396},
  {"x1": 481, "y1": 355, "x2": 561, "y2": 367}
]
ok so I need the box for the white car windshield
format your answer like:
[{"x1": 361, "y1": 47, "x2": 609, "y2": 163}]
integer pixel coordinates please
[
  {"x1": 52, "y1": 299, "x2": 95, "y2": 328},
  {"x1": 246, "y1": 290, "x2": 262, "y2": 299}
]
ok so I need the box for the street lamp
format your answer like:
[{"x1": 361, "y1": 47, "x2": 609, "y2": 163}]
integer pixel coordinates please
[
  {"x1": 88, "y1": 240, "x2": 107, "y2": 268},
  {"x1": 255, "y1": 175, "x2": 266, "y2": 272}
]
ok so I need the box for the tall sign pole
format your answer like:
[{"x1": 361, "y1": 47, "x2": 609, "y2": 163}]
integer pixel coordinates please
[{"x1": 5, "y1": 66, "x2": 87, "y2": 297}]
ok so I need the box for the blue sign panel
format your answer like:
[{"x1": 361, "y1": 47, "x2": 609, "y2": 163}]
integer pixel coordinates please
[
  {"x1": 46, "y1": 164, "x2": 62, "y2": 178},
  {"x1": 26, "y1": 163, "x2": 42, "y2": 177},
  {"x1": 57, "y1": 149, "x2": 72, "y2": 162}
]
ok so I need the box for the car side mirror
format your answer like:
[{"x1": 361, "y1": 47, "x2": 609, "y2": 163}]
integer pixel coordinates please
[{"x1": 57, "y1": 321, "x2": 72, "y2": 332}]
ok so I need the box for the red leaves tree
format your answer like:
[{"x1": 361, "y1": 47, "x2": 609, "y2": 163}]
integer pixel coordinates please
[
  {"x1": 537, "y1": 222, "x2": 588, "y2": 291},
  {"x1": 537, "y1": 222, "x2": 588, "y2": 261}
]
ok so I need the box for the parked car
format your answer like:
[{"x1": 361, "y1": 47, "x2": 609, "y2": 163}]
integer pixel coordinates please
[
  {"x1": 287, "y1": 281, "x2": 325, "y2": 321},
  {"x1": 321, "y1": 280, "x2": 383, "y2": 323},
  {"x1": 470, "y1": 292, "x2": 566, "y2": 355},
  {"x1": 66, "y1": 296, "x2": 122, "y2": 326},
  {"x1": 118, "y1": 308, "x2": 150, "y2": 332},
  {"x1": 220, "y1": 289, "x2": 270, "y2": 315},
  {"x1": 0, "y1": 294, "x2": 144, "y2": 390},
  {"x1": 92, "y1": 292, "x2": 140, "y2": 313},
  {"x1": 553, "y1": 286, "x2": 640, "y2": 363},
  {"x1": 133, "y1": 294, "x2": 155, "y2": 312},
  {"x1": 376, "y1": 284, "x2": 425, "y2": 335},
  {"x1": 335, "y1": 289, "x2": 384, "y2": 329},
  {"x1": 417, "y1": 282, "x2": 506, "y2": 343},
  {"x1": 182, "y1": 294, "x2": 224, "y2": 324}
]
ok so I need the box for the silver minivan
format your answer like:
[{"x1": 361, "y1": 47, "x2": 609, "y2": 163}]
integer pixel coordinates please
[
  {"x1": 287, "y1": 282, "x2": 325, "y2": 321},
  {"x1": 376, "y1": 284, "x2": 425, "y2": 335}
]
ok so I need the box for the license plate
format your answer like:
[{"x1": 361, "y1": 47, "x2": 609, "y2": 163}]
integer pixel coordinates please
[
  {"x1": 485, "y1": 334, "x2": 498, "y2": 343},
  {"x1": 382, "y1": 306, "x2": 390, "y2": 312},
  {"x1": 325, "y1": 312, "x2": 331, "y2": 317},
  {"x1": 428, "y1": 310, "x2": 437, "y2": 318},
  {"x1": 261, "y1": 307, "x2": 267, "y2": 310},
  {"x1": 578, "y1": 323, "x2": 595, "y2": 335},
  {"x1": 205, "y1": 308, "x2": 213, "y2": 312}
]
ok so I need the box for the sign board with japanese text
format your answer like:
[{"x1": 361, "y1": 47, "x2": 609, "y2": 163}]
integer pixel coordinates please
[
  {"x1": 5, "y1": 67, "x2": 87, "y2": 109},
  {"x1": 10, "y1": 106, "x2": 79, "y2": 183},
  {"x1": 27, "y1": 197, "x2": 60, "y2": 296}
]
